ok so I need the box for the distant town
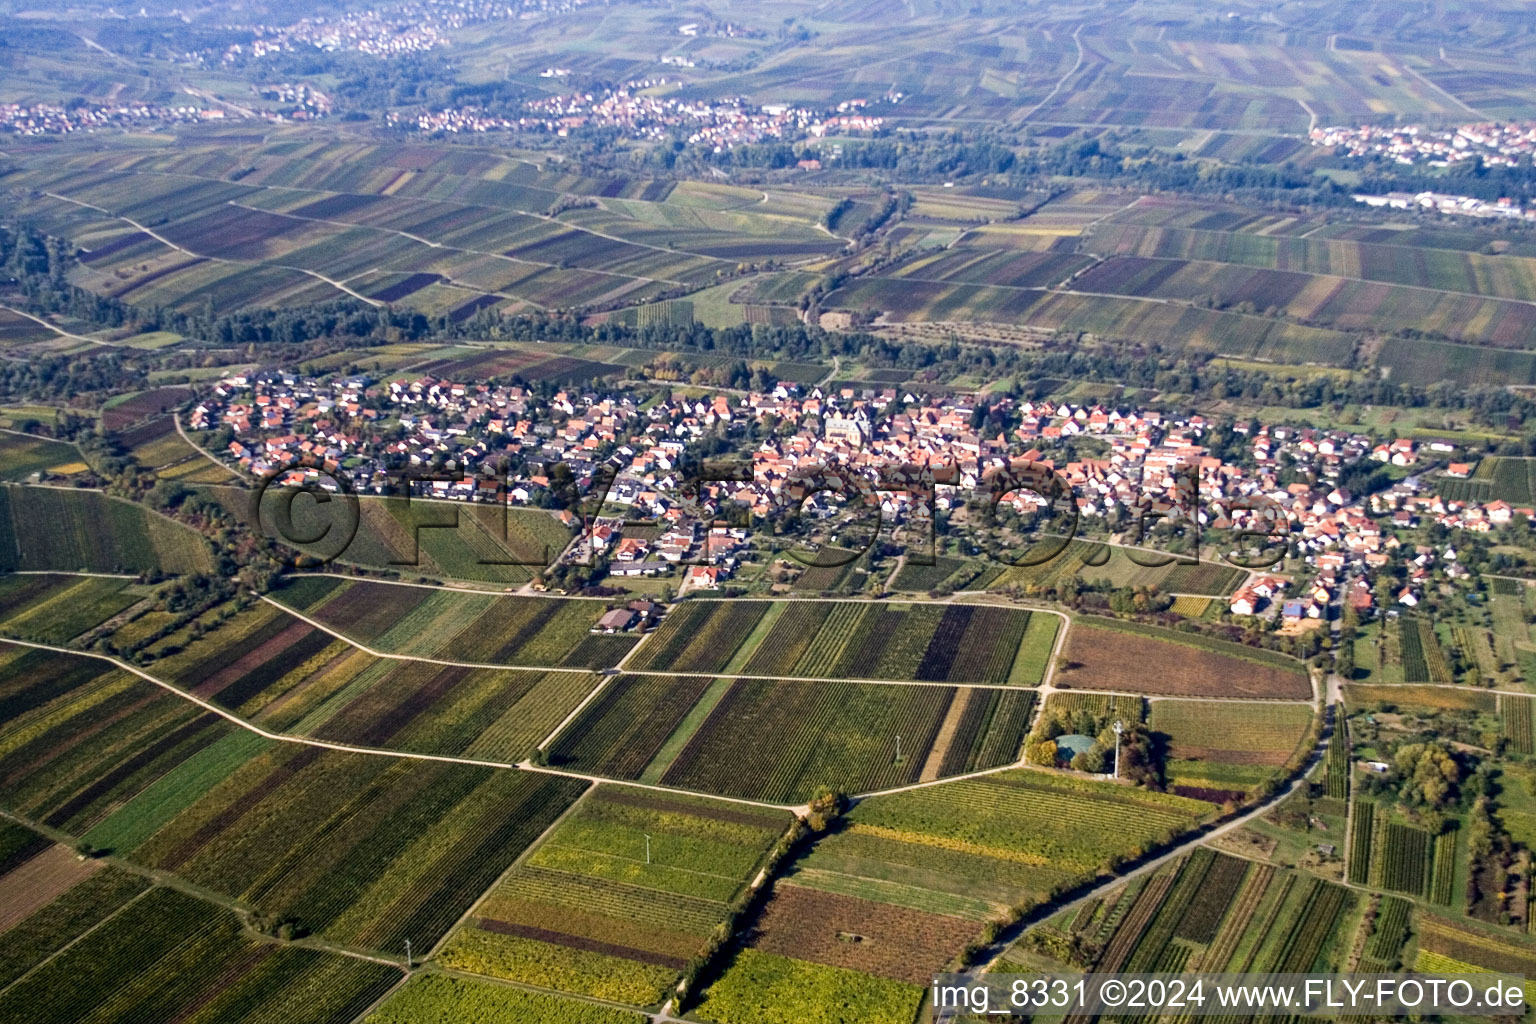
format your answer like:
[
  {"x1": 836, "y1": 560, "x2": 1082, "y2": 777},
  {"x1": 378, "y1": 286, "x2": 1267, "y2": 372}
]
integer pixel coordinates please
[
  {"x1": 210, "y1": 0, "x2": 609, "y2": 62},
  {"x1": 394, "y1": 93, "x2": 882, "y2": 148},
  {"x1": 1350, "y1": 189, "x2": 1535, "y2": 221},
  {"x1": 1316, "y1": 119, "x2": 1536, "y2": 220},
  {"x1": 0, "y1": 84, "x2": 330, "y2": 136},
  {"x1": 1311, "y1": 119, "x2": 1536, "y2": 169}
]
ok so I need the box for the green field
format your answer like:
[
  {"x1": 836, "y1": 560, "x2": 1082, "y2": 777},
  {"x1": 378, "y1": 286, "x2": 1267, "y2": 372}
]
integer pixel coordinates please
[
  {"x1": 1437, "y1": 457, "x2": 1536, "y2": 505},
  {"x1": 0, "y1": 432, "x2": 83, "y2": 481},
  {"x1": 998, "y1": 541, "x2": 1246, "y2": 595},
  {"x1": 211, "y1": 487, "x2": 573, "y2": 584}
]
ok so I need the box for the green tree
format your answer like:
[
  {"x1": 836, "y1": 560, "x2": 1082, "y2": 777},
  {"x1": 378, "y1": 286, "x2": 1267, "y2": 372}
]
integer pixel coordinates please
[
  {"x1": 1026, "y1": 739, "x2": 1058, "y2": 767},
  {"x1": 1394, "y1": 742, "x2": 1461, "y2": 809},
  {"x1": 806, "y1": 787, "x2": 848, "y2": 833}
]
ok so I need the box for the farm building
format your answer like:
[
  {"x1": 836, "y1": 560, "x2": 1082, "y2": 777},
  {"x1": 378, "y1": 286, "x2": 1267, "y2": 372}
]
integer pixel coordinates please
[
  {"x1": 596, "y1": 608, "x2": 638, "y2": 632},
  {"x1": 610, "y1": 560, "x2": 670, "y2": 577}
]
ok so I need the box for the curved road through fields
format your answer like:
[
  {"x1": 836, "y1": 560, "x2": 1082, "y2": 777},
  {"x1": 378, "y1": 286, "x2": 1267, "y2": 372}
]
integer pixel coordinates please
[{"x1": 954, "y1": 693, "x2": 1334, "y2": 981}]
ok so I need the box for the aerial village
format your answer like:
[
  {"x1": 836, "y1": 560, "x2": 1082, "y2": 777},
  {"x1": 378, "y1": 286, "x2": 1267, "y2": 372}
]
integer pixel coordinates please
[{"x1": 190, "y1": 366, "x2": 1520, "y2": 617}]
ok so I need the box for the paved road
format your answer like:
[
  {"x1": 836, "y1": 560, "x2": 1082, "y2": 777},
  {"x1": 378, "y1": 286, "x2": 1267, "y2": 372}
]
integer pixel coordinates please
[
  {"x1": 172, "y1": 412, "x2": 238, "y2": 481},
  {"x1": 0, "y1": 304, "x2": 103, "y2": 346}
]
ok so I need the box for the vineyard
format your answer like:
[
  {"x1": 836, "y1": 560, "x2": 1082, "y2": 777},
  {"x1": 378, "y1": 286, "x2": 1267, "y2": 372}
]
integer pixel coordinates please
[
  {"x1": 0, "y1": 572, "x2": 144, "y2": 646},
  {"x1": 1038, "y1": 691, "x2": 1146, "y2": 724},
  {"x1": 656, "y1": 678, "x2": 1022, "y2": 802},
  {"x1": 552, "y1": 670, "x2": 1037, "y2": 794},
  {"x1": 1119, "y1": 849, "x2": 1321, "y2": 974},
  {"x1": 1173, "y1": 851, "x2": 1251, "y2": 944},
  {"x1": 1148, "y1": 700, "x2": 1314, "y2": 766},
  {"x1": 1454, "y1": 623, "x2": 1503, "y2": 684},
  {"x1": 1431, "y1": 829, "x2": 1457, "y2": 906},
  {"x1": 1502, "y1": 695, "x2": 1536, "y2": 756},
  {"x1": 307, "y1": 661, "x2": 598, "y2": 760},
  {"x1": 0, "y1": 646, "x2": 589, "y2": 952},
  {"x1": 144, "y1": 600, "x2": 598, "y2": 758},
  {"x1": 0, "y1": 825, "x2": 151, "y2": 991},
  {"x1": 1060, "y1": 622, "x2": 1310, "y2": 698},
  {"x1": 0, "y1": 646, "x2": 246, "y2": 837},
  {"x1": 367, "y1": 974, "x2": 646, "y2": 1024},
  {"x1": 0, "y1": 431, "x2": 80, "y2": 481},
  {"x1": 441, "y1": 788, "x2": 789, "y2": 1008},
  {"x1": 1399, "y1": 617, "x2": 1454, "y2": 684},
  {"x1": 997, "y1": 540, "x2": 1245, "y2": 595},
  {"x1": 790, "y1": 555, "x2": 857, "y2": 593},
  {"x1": 693, "y1": 949, "x2": 924, "y2": 1024},
  {"x1": 273, "y1": 578, "x2": 639, "y2": 668},
  {"x1": 935, "y1": 688, "x2": 1037, "y2": 776},
  {"x1": 709, "y1": 776, "x2": 1211, "y2": 1024},
  {"x1": 1350, "y1": 799, "x2": 1455, "y2": 904},
  {"x1": 1416, "y1": 915, "x2": 1536, "y2": 981},
  {"x1": 1493, "y1": 577, "x2": 1525, "y2": 597},
  {"x1": 1378, "y1": 822, "x2": 1432, "y2": 896},
  {"x1": 1169, "y1": 595, "x2": 1215, "y2": 618},
  {"x1": 1491, "y1": 588, "x2": 1535, "y2": 683},
  {"x1": 626, "y1": 601, "x2": 770, "y2": 674},
  {"x1": 0, "y1": 485, "x2": 215, "y2": 574},
  {"x1": 1436, "y1": 457, "x2": 1536, "y2": 505},
  {"x1": 546, "y1": 674, "x2": 717, "y2": 777},
  {"x1": 0, "y1": 887, "x2": 400, "y2": 1024},
  {"x1": 889, "y1": 555, "x2": 968, "y2": 592},
  {"x1": 1009, "y1": 848, "x2": 1355, "y2": 978},
  {"x1": 1082, "y1": 872, "x2": 1177, "y2": 974},
  {"x1": 1362, "y1": 895, "x2": 1413, "y2": 971},
  {"x1": 1325, "y1": 711, "x2": 1350, "y2": 800},
  {"x1": 742, "y1": 884, "x2": 975, "y2": 984},
  {"x1": 800, "y1": 771, "x2": 1213, "y2": 916},
  {"x1": 126, "y1": 752, "x2": 585, "y2": 951},
  {"x1": 1347, "y1": 799, "x2": 1374, "y2": 886},
  {"x1": 17, "y1": 16, "x2": 1536, "y2": 1024},
  {"x1": 641, "y1": 599, "x2": 1055, "y2": 686},
  {"x1": 1269, "y1": 878, "x2": 1353, "y2": 972},
  {"x1": 228, "y1": 489, "x2": 571, "y2": 584},
  {"x1": 1120, "y1": 849, "x2": 1223, "y2": 970},
  {"x1": 1345, "y1": 683, "x2": 1497, "y2": 713}
]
